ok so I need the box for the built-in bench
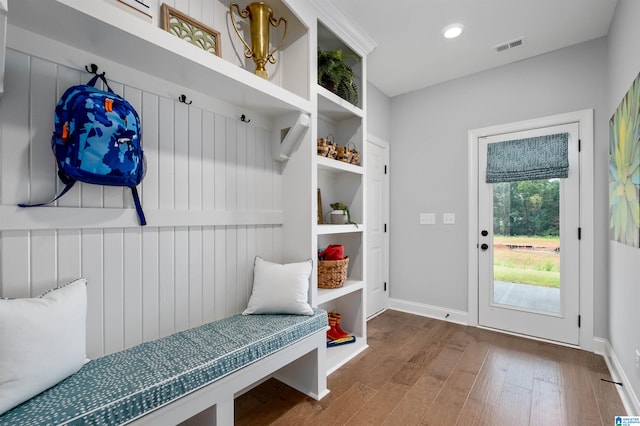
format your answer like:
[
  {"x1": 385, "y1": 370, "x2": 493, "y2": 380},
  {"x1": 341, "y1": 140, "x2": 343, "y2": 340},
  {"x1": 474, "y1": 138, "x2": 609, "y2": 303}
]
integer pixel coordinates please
[{"x1": 0, "y1": 309, "x2": 329, "y2": 426}]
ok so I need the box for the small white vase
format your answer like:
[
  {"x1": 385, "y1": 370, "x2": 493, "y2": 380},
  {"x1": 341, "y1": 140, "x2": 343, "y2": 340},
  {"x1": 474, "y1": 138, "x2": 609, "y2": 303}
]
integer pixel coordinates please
[{"x1": 330, "y1": 210, "x2": 348, "y2": 224}]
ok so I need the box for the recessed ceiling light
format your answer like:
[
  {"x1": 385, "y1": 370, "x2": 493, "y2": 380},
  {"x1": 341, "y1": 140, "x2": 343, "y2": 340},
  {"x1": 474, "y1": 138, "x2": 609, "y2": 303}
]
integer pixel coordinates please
[{"x1": 443, "y1": 23, "x2": 464, "y2": 39}]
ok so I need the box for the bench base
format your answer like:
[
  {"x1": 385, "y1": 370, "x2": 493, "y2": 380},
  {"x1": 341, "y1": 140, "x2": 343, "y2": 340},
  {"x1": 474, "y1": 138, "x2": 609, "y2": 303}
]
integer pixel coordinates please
[{"x1": 129, "y1": 328, "x2": 328, "y2": 425}]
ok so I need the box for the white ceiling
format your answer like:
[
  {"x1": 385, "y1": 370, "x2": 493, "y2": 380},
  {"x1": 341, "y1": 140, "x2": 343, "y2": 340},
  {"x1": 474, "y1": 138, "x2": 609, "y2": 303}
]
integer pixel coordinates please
[{"x1": 328, "y1": 0, "x2": 618, "y2": 97}]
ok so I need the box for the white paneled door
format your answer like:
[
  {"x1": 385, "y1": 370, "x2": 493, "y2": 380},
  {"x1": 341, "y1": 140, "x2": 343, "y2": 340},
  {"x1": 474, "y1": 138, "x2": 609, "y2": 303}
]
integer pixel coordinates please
[
  {"x1": 366, "y1": 137, "x2": 389, "y2": 318},
  {"x1": 477, "y1": 123, "x2": 580, "y2": 345}
]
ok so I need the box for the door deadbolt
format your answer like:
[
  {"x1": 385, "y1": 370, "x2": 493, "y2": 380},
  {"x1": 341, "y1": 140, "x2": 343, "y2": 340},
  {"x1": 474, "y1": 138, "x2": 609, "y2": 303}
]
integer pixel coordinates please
[{"x1": 481, "y1": 230, "x2": 488, "y2": 236}]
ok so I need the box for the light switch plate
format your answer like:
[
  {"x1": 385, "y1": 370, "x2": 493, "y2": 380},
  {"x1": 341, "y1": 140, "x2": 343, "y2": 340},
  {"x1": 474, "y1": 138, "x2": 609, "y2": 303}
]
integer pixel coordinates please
[
  {"x1": 443, "y1": 213, "x2": 455, "y2": 224},
  {"x1": 420, "y1": 213, "x2": 436, "y2": 225}
]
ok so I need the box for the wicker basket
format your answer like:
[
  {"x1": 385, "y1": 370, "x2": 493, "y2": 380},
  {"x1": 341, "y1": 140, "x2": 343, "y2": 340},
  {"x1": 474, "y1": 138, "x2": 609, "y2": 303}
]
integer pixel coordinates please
[{"x1": 317, "y1": 256, "x2": 349, "y2": 289}]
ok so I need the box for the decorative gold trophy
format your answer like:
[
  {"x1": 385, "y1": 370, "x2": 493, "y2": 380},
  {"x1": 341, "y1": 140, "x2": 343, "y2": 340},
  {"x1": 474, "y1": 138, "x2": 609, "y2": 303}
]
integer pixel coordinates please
[{"x1": 229, "y1": 2, "x2": 287, "y2": 79}]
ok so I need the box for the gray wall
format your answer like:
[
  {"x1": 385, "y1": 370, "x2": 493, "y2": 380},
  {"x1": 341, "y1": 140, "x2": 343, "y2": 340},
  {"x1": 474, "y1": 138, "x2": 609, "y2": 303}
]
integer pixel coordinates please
[
  {"x1": 367, "y1": 82, "x2": 391, "y2": 142},
  {"x1": 388, "y1": 37, "x2": 609, "y2": 336},
  {"x1": 607, "y1": 0, "x2": 640, "y2": 407}
]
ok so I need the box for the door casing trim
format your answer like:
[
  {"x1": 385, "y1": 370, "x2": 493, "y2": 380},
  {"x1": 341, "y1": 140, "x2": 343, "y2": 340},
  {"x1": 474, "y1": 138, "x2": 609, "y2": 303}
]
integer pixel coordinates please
[{"x1": 467, "y1": 109, "x2": 594, "y2": 351}]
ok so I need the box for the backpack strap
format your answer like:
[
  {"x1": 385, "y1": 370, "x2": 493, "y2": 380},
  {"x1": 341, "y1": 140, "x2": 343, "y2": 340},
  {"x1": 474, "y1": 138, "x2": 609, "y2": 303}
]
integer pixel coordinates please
[
  {"x1": 87, "y1": 73, "x2": 115, "y2": 94},
  {"x1": 131, "y1": 187, "x2": 147, "y2": 226},
  {"x1": 18, "y1": 172, "x2": 76, "y2": 208}
]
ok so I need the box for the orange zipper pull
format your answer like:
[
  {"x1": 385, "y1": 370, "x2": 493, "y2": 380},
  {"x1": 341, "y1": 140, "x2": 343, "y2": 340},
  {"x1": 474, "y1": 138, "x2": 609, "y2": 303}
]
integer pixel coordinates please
[
  {"x1": 61, "y1": 123, "x2": 69, "y2": 141},
  {"x1": 105, "y1": 98, "x2": 113, "y2": 112}
]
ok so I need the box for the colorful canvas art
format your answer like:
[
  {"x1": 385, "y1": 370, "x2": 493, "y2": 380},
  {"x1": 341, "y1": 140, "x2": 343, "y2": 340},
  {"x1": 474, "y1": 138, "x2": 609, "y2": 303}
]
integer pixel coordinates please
[{"x1": 609, "y1": 72, "x2": 640, "y2": 247}]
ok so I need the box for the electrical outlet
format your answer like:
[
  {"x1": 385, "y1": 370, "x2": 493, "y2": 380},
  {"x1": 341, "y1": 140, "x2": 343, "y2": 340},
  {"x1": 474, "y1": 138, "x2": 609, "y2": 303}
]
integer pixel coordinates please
[{"x1": 443, "y1": 213, "x2": 455, "y2": 224}]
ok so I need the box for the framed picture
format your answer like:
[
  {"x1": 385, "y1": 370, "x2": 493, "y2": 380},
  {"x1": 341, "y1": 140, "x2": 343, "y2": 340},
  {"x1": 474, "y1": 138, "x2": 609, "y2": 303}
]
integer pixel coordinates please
[
  {"x1": 317, "y1": 188, "x2": 324, "y2": 224},
  {"x1": 161, "y1": 4, "x2": 221, "y2": 57},
  {"x1": 609, "y1": 71, "x2": 640, "y2": 248},
  {"x1": 112, "y1": 0, "x2": 153, "y2": 22}
]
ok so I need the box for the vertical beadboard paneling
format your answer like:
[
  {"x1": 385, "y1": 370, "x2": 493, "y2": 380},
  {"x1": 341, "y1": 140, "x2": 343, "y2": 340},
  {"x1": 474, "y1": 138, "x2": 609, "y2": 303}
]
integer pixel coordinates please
[
  {"x1": 57, "y1": 229, "x2": 82, "y2": 283},
  {"x1": 142, "y1": 92, "x2": 160, "y2": 210},
  {"x1": 174, "y1": 102, "x2": 189, "y2": 210},
  {"x1": 237, "y1": 121, "x2": 247, "y2": 211},
  {"x1": 214, "y1": 113, "x2": 226, "y2": 210},
  {"x1": 214, "y1": 227, "x2": 226, "y2": 319},
  {"x1": 225, "y1": 227, "x2": 238, "y2": 314},
  {"x1": 1, "y1": 50, "x2": 29, "y2": 205},
  {"x1": 158, "y1": 227, "x2": 175, "y2": 337},
  {"x1": 0, "y1": 231, "x2": 30, "y2": 297},
  {"x1": 29, "y1": 58, "x2": 57, "y2": 204},
  {"x1": 236, "y1": 226, "x2": 248, "y2": 312},
  {"x1": 123, "y1": 228, "x2": 142, "y2": 349},
  {"x1": 174, "y1": 226, "x2": 190, "y2": 332},
  {"x1": 103, "y1": 228, "x2": 125, "y2": 354},
  {"x1": 158, "y1": 98, "x2": 175, "y2": 210},
  {"x1": 30, "y1": 230, "x2": 56, "y2": 296},
  {"x1": 189, "y1": 227, "x2": 203, "y2": 327},
  {"x1": 188, "y1": 107, "x2": 203, "y2": 211},
  {"x1": 202, "y1": 227, "x2": 215, "y2": 323},
  {"x1": 0, "y1": 50, "x2": 284, "y2": 359},
  {"x1": 226, "y1": 117, "x2": 237, "y2": 210},
  {"x1": 82, "y1": 229, "x2": 104, "y2": 359},
  {"x1": 141, "y1": 227, "x2": 160, "y2": 342},
  {"x1": 246, "y1": 125, "x2": 257, "y2": 211},
  {"x1": 202, "y1": 110, "x2": 215, "y2": 210}
]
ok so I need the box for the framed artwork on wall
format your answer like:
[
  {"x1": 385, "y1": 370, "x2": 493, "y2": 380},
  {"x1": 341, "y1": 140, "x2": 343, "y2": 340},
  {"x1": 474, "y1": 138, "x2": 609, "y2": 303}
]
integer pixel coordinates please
[
  {"x1": 161, "y1": 4, "x2": 221, "y2": 57},
  {"x1": 609, "y1": 71, "x2": 640, "y2": 248},
  {"x1": 111, "y1": 0, "x2": 153, "y2": 22}
]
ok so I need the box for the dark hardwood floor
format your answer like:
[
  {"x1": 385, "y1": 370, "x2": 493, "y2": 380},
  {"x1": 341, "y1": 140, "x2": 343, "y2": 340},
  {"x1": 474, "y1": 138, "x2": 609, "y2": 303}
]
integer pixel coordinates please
[{"x1": 234, "y1": 310, "x2": 626, "y2": 425}]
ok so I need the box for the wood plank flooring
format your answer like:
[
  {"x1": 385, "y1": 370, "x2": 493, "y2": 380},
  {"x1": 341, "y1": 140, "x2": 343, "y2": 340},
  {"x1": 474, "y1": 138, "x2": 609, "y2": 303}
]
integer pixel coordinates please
[{"x1": 234, "y1": 310, "x2": 626, "y2": 425}]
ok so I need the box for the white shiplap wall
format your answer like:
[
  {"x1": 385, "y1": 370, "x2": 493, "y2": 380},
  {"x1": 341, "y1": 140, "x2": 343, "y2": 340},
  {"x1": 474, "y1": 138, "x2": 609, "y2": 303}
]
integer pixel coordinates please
[{"x1": 0, "y1": 44, "x2": 283, "y2": 359}]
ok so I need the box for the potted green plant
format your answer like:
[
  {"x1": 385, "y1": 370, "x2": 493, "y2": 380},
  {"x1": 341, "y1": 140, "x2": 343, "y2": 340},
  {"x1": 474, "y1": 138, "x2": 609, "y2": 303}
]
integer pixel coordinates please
[
  {"x1": 329, "y1": 202, "x2": 357, "y2": 226},
  {"x1": 317, "y1": 48, "x2": 359, "y2": 106}
]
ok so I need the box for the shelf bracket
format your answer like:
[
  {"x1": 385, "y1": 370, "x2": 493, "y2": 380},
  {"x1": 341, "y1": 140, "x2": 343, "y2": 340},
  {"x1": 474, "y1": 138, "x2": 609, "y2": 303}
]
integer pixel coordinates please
[{"x1": 272, "y1": 112, "x2": 310, "y2": 162}]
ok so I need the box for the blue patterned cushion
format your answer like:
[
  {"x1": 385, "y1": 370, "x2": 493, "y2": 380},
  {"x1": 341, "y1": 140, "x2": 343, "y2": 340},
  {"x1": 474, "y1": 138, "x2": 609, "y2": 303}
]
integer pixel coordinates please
[{"x1": 0, "y1": 309, "x2": 327, "y2": 426}]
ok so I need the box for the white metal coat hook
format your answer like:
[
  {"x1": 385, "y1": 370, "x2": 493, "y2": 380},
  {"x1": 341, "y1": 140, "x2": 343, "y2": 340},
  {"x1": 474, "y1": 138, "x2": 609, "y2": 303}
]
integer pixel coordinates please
[
  {"x1": 178, "y1": 94, "x2": 192, "y2": 105},
  {"x1": 240, "y1": 114, "x2": 251, "y2": 123}
]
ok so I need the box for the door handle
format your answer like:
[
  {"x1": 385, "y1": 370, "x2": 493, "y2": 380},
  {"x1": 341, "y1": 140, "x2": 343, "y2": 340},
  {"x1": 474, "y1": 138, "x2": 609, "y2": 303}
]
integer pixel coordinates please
[{"x1": 480, "y1": 243, "x2": 489, "y2": 250}]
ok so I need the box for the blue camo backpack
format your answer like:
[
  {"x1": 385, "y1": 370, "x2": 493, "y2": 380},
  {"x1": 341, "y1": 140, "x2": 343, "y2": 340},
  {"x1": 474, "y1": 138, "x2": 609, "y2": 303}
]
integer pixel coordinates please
[{"x1": 19, "y1": 71, "x2": 147, "y2": 225}]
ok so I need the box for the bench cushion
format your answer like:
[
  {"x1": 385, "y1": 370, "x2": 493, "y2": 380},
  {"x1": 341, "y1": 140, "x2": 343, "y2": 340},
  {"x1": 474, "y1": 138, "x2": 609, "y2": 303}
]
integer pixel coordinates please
[{"x1": 0, "y1": 309, "x2": 327, "y2": 426}]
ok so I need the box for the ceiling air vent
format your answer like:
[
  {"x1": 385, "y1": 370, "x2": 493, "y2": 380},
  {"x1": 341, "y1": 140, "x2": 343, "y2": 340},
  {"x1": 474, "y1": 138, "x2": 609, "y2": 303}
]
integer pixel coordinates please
[{"x1": 493, "y1": 36, "x2": 527, "y2": 53}]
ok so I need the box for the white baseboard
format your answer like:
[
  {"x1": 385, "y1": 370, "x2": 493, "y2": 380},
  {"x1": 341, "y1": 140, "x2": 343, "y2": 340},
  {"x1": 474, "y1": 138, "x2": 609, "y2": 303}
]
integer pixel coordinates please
[
  {"x1": 388, "y1": 298, "x2": 469, "y2": 325},
  {"x1": 599, "y1": 338, "x2": 640, "y2": 416}
]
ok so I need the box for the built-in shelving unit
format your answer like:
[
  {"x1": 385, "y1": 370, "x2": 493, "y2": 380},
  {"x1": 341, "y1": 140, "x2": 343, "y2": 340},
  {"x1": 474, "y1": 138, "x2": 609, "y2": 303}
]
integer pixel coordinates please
[
  {"x1": 3, "y1": 0, "x2": 374, "y2": 378},
  {"x1": 313, "y1": 19, "x2": 368, "y2": 374}
]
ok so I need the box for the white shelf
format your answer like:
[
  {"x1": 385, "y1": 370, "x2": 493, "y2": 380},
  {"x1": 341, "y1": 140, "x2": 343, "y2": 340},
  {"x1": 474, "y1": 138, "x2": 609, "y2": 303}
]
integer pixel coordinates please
[
  {"x1": 317, "y1": 279, "x2": 364, "y2": 305},
  {"x1": 326, "y1": 337, "x2": 368, "y2": 375},
  {"x1": 317, "y1": 156, "x2": 363, "y2": 174},
  {"x1": 8, "y1": 0, "x2": 311, "y2": 118},
  {"x1": 317, "y1": 85, "x2": 364, "y2": 120},
  {"x1": 317, "y1": 224, "x2": 362, "y2": 235}
]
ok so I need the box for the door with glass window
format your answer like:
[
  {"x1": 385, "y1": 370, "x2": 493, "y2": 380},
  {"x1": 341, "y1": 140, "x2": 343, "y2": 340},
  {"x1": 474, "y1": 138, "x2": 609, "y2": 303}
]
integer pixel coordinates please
[{"x1": 478, "y1": 123, "x2": 580, "y2": 345}]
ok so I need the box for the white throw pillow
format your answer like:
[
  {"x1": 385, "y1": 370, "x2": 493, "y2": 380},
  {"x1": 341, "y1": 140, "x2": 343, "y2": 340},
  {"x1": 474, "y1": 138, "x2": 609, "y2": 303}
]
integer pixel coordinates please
[
  {"x1": 0, "y1": 278, "x2": 88, "y2": 415},
  {"x1": 243, "y1": 257, "x2": 314, "y2": 315}
]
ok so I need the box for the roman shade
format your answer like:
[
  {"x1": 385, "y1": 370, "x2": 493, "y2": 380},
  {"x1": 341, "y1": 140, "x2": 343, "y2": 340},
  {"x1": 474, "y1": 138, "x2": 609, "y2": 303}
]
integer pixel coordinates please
[{"x1": 486, "y1": 133, "x2": 569, "y2": 183}]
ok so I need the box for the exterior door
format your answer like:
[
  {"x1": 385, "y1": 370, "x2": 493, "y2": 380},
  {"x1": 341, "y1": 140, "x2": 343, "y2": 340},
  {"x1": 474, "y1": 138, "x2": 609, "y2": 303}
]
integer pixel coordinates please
[
  {"x1": 478, "y1": 122, "x2": 580, "y2": 345},
  {"x1": 366, "y1": 137, "x2": 389, "y2": 317}
]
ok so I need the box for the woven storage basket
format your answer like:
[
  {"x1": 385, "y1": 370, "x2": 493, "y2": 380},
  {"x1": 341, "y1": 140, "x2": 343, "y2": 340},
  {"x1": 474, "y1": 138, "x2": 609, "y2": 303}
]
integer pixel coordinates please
[{"x1": 318, "y1": 256, "x2": 349, "y2": 289}]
